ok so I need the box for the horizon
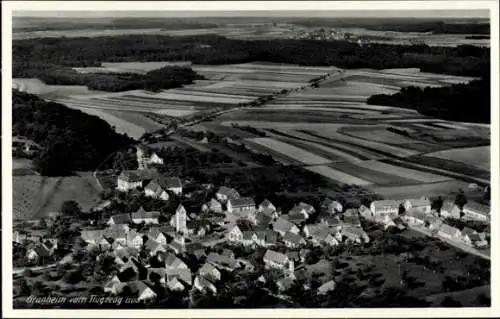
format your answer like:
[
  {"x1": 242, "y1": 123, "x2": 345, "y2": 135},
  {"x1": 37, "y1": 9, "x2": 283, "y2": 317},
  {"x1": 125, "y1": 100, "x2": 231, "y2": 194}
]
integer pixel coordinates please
[{"x1": 13, "y1": 10, "x2": 490, "y2": 19}]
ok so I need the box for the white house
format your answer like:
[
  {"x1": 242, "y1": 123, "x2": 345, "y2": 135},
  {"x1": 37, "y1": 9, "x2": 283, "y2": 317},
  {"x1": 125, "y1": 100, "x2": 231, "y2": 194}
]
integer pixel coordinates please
[
  {"x1": 462, "y1": 201, "x2": 490, "y2": 222},
  {"x1": 370, "y1": 200, "x2": 400, "y2": 217},
  {"x1": 131, "y1": 207, "x2": 160, "y2": 224},
  {"x1": 215, "y1": 186, "x2": 240, "y2": 202},
  {"x1": 227, "y1": 197, "x2": 255, "y2": 215},
  {"x1": 403, "y1": 197, "x2": 431, "y2": 214},
  {"x1": 116, "y1": 171, "x2": 143, "y2": 192},
  {"x1": 263, "y1": 249, "x2": 295, "y2": 278},
  {"x1": 440, "y1": 200, "x2": 461, "y2": 218}
]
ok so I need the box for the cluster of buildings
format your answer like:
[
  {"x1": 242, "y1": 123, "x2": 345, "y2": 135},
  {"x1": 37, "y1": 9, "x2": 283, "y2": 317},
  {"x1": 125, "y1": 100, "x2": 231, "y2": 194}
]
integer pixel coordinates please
[{"x1": 364, "y1": 198, "x2": 490, "y2": 249}]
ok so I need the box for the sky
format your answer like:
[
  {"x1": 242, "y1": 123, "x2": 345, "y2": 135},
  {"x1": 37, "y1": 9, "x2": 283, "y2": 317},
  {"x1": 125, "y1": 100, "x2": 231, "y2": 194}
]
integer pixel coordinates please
[{"x1": 13, "y1": 10, "x2": 489, "y2": 19}]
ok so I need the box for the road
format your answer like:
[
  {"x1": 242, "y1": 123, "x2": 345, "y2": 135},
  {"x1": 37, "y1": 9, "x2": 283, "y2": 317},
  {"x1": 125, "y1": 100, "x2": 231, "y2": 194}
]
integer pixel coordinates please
[{"x1": 13, "y1": 263, "x2": 58, "y2": 275}]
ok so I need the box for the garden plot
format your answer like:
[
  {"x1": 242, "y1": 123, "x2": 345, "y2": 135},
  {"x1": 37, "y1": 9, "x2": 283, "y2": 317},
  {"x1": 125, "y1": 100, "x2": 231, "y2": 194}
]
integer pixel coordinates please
[
  {"x1": 246, "y1": 137, "x2": 332, "y2": 165},
  {"x1": 305, "y1": 165, "x2": 373, "y2": 186},
  {"x1": 357, "y1": 160, "x2": 451, "y2": 183},
  {"x1": 426, "y1": 146, "x2": 490, "y2": 171}
]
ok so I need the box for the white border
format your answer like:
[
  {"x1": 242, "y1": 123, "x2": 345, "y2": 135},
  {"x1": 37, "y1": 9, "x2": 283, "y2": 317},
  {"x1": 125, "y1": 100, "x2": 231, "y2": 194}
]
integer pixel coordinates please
[{"x1": 2, "y1": 1, "x2": 499, "y2": 318}]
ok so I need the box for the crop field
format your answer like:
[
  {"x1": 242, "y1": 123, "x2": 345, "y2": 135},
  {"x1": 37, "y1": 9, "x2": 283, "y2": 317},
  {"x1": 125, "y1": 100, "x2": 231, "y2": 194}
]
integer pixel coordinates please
[
  {"x1": 426, "y1": 146, "x2": 490, "y2": 171},
  {"x1": 305, "y1": 165, "x2": 373, "y2": 186},
  {"x1": 356, "y1": 160, "x2": 452, "y2": 183},
  {"x1": 13, "y1": 173, "x2": 101, "y2": 220}
]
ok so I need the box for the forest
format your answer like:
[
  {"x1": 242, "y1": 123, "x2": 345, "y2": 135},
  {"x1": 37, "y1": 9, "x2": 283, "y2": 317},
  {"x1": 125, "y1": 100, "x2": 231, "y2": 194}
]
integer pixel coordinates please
[
  {"x1": 12, "y1": 90, "x2": 133, "y2": 175},
  {"x1": 13, "y1": 34, "x2": 490, "y2": 78},
  {"x1": 367, "y1": 76, "x2": 490, "y2": 123}
]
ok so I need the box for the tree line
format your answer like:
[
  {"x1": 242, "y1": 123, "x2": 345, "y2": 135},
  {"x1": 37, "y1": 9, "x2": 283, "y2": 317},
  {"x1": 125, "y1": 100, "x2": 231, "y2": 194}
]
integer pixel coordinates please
[
  {"x1": 12, "y1": 90, "x2": 133, "y2": 175},
  {"x1": 367, "y1": 76, "x2": 490, "y2": 123},
  {"x1": 14, "y1": 34, "x2": 490, "y2": 78}
]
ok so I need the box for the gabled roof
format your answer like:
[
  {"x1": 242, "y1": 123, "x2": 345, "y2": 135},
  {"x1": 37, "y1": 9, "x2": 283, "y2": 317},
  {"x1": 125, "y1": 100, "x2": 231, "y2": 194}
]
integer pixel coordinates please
[
  {"x1": 145, "y1": 239, "x2": 162, "y2": 251},
  {"x1": 371, "y1": 200, "x2": 400, "y2": 210},
  {"x1": 318, "y1": 280, "x2": 336, "y2": 293},
  {"x1": 283, "y1": 232, "x2": 304, "y2": 245},
  {"x1": 216, "y1": 186, "x2": 240, "y2": 199},
  {"x1": 272, "y1": 217, "x2": 296, "y2": 233},
  {"x1": 263, "y1": 249, "x2": 289, "y2": 265},
  {"x1": 169, "y1": 240, "x2": 185, "y2": 253},
  {"x1": 405, "y1": 208, "x2": 427, "y2": 221},
  {"x1": 287, "y1": 212, "x2": 307, "y2": 224},
  {"x1": 441, "y1": 200, "x2": 457, "y2": 212},
  {"x1": 132, "y1": 208, "x2": 160, "y2": 220},
  {"x1": 342, "y1": 225, "x2": 368, "y2": 238},
  {"x1": 256, "y1": 211, "x2": 273, "y2": 225},
  {"x1": 127, "y1": 281, "x2": 156, "y2": 297},
  {"x1": 461, "y1": 227, "x2": 477, "y2": 237},
  {"x1": 31, "y1": 244, "x2": 53, "y2": 257},
  {"x1": 80, "y1": 229, "x2": 104, "y2": 242},
  {"x1": 196, "y1": 275, "x2": 216, "y2": 289},
  {"x1": 166, "y1": 268, "x2": 192, "y2": 285},
  {"x1": 159, "y1": 177, "x2": 182, "y2": 189},
  {"x1": 405, "y1": 198, "x2": 431, "y2": 207},
  {"x1": 109, "y1": 213, "x2": 131, "y2": 225},
  {"x1": 297, "y1": 202, "x2": 315, "y2": 212},
  {"x1": 147, "y1": 267, "x2": 167, "y2": 280},
  {"x1": 463, "y1": 201, "x2": 490, "y2": 216},
  {"x1": 230, "y1": 197, "x2": 256, "y2": 208},
  {"x1": 259, "y1": 199, "x2": 275, "y2": 210},
  {"x1": 242, "y1": 231, "x2": 255, "y2": 240},
  {"x1": 176, "y1": 204, "x2": 187, "y2": 215},
  {"x1": 209, "y1": 198, "x2": 222, "y2": 208},
  {"x1": 199, "y1": 263, "x2": 219, "y2": 278},
  {"x1": 286, "y1": 251, "x2": 300, "y2": 261},
  {"x1": 126, "y1": 230, "x2": 142, "y2": 242}
]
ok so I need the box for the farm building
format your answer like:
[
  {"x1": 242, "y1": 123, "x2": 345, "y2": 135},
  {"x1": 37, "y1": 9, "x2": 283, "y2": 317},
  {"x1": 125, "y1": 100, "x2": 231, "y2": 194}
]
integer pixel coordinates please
[
  {"x1": 283, "y1": 231, "x2": 306, "y2": 248},
  {"x1": 403, "y1": 197, "x2": 431, "y2": 213},
  {"x1": 216, "y1": 186, "x2": 240, "y2": 202},
  {"x1": 290, "y1": 202, "x2": 315, "y2": 219},
  {"x1": 462, "y1": 201, "x2": 490, "y2": 222},
  {"x1": 321, "y1": 198, "x2": 343, "y2": 215},
  {"x1": 263, "y1": 249, "x2": 295, "y2": 278},
  {"x1": 208, "y1": 198, "x2": 223, "y2": 213},
  {"x1": 136, "y1": 145, "x2": 164, "y2": 169},
  {"x1": 272, "y1": 217, "x2": 300, "y2": 236},
  {"x1": 227, "y1": 197, "x2": 256, "y2": 215},
  {"x1": 107, "y1": 214, "x2": 131, "y2": 226},
  {"x1": 144, "y1": 180, "x2": 169, "y2": 201},
  {"x1": 227, "y1": 223, "x2": 252, "y2": 243},
  {"x1": 437, "y1": 224, "x2": 462, "y2": 240},
  {"x1": 116, "y1": 171, "x2": 143, "y2": 191},
  {"x1": 131, "y1": 207, "x2": 160, "y2": 224},
  {"x1": 402, "y1": 209, "x2": 427, "y2": 226},
  {"x1": 259, "y1": 199, "x2": 277, "y2": 213},
  {"x1": 370, "y1": 200, "x2": 400, "y2": 217}
]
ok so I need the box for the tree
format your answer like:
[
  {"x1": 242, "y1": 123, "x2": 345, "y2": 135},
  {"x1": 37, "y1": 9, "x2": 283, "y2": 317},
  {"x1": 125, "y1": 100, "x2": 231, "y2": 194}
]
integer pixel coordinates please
[
  {"x1": 454, "y1": 189, "x2": 468, "y2": 209},
  {"x1": 61, "y1": 200, "x2": 82, "y2": 217},
  {"x1": 441, "y1": 296, "x2": 463, "y2": 307}
]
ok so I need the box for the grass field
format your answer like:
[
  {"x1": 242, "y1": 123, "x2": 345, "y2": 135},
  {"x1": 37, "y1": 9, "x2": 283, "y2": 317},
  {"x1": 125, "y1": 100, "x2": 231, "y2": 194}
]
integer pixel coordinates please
[
  {"x1": 426, "y1": 146, "x2": 490, "y2": 171},
  {"x1": 13, "y1": 173, "x2": 102, "y2": 220}
]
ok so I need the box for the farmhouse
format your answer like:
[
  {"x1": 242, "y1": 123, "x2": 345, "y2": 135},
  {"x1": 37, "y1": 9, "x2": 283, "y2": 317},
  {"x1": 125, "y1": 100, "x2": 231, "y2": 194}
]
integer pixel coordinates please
[
  {"x1": 126, "y1": 230, "x2": 144, "y2": 249},
  {"x1": 162, "y1": 177, "x2": 183, "y2": 195},
  {"x1": 80, "y1": 229, "x2": 105, "y2": 246},
  {"x1": 131, "y1": 207, "x2": 160, "y2": 224},
  {"x1": 116, "y1": 170, "x2": 143, "y2": 191},
  {"x1": 259, "y1": 199, "x2": 277, "y2": 213},
  {"x1": 144, "y1": 239, "x2": 167, "y2": 256},
  {"x1": 403, "y1": 197, "x2": 431, "y2": 213},
  {"x1": 263, "y1": 249, "x2": 294, "y2": 277},
  {"x1": 283, "y1": 232, "x2": 306, "y2": 248},
  {"x1": 319, "y1": 215, "x2": 342, "y2": 230},
  {"x1": 440, "y1": 200, "x2": 461, "y2": 219},
  {"x1": 199, "y1": 262, "x2": 221, "y2": 282},
  {"x1": 166, "y1": 268, "x2": 193, "y2": 287},
  {"x1": 164, "y1": 253, "x2": 188, "y2": 270},
  {"x1": 144, "y1": 181, "x2": 169, "y2": 201},
  {"x1": 321, "y1": 198, "x2": 343, "y2": 215},
  {"x1": 272, "y1": 217, "x2": 300, "y2": 236},
  {"x1": 194, "y1": 275, "x2": 217, "y2": 294},
  {"x1": 136, "y1": 145, "x2": 164, "y2": 169},
  {"x1": 147, "y1": 228, "x2": 168, "y2": 246},
  {"x1": 462, "y1": 201, "x2": 490, "y2": 222},
  {"x1": 168, "y1": 237, "x2": 186, "y2": 254},
  {"x1": 370, "y1": 200, "x2": 400, "y2": 216},
  {"x1": 216, "y1": 186, "x2": 240, "y2": 202},
  {"x1": 228, "y1": 197, "x2": 256, "y2": 215},
  {"x1": 403, "y1": 209, "x2": 427, "y2": 226}
]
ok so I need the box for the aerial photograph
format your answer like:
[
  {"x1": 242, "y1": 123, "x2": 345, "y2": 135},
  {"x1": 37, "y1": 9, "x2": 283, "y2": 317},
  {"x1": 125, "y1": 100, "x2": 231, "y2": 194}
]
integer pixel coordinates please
[{"x1": 10, "y1": 7, "x2": 491, "y2": 310}]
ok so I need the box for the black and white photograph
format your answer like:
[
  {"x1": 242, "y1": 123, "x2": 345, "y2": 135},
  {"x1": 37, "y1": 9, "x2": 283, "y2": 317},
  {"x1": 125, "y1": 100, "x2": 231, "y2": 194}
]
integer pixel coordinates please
[{"x1": 2, "y1": 1, "x2": 499, "y2": 317}]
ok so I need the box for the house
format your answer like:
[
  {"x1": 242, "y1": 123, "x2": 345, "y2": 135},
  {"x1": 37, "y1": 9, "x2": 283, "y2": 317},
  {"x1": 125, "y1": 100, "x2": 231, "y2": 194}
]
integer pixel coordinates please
[
  {"x1": 162, "y1": 177, "x2": 183, "y2": 195},
  {"x1": 437, "y1": 224, "x2": 462, "y2": 240},
  {"x1": 107, "y1": 213, "x2": 131, "y2": 226},
  {"x1": 221, "y1": 249, "x2": 235, "y2": 260},
  {"x1": 370, "y1": 200, "x2": 400, "y2": 216},
  {"x1": 13, "y1": 230, "x2": 28, "y2": 244},
  {"x1": 194, "y1": 275, "x2": 217, "y2": 294},
  {"x1": 342, "y1": 225, "x2": 370, "y2": 244},
  {"x1": 317, "y1": 280, "x2": 336, "y2": 295},
  {"x1": 116, "y1": 170, "x2": 143, "y2": 191},
  {"x1": 144, "y1": 181, "x2": 169, "y2": 201},
  {"x1": 236, "y1": 258, "x2": 255, "y2": 271},
  {"x1": 403, "y1": 209, "x2": 427, "y2": 226},
  {"x1": 199, "y1": 263, "x2": 221, "y2": 282},
  {"x1": 92, "y1": 200, "x2": 112, "y2": 213},
  {"x1": 167, "y1": 277, "x2": 185, "y2": 291},
  {"x1": 166, "y1": 268, "x2": 192, "y2": 287},
  {"x1": 105, "y1": 226, "x2": 128, "y2": 246},
  {"x1": 128, "y1": 281, "x2": 157, "y2": 301},
  {"x1": 216, "y1": 186, "x2": 240, "y2": 202},
  {"x1": 304, "y1": 224, "x2": 340, "y2": 247},
  {"x1": 98, "y1": 237, "x2": 113, "y2": 251},
  {"x1": 26, "y1": 244, "x2": 53, "y2": 262},
  {"x1": 228, "y1": 197, "x2": 255, "y2": 215},
  {"x1": 403, "y1": 197, "x2": 431, "y2": 213},
  {"x1": 126, "y1": 230, "x2": 143, "y2": 249},
  {"x1": 114, "y1": 247, "x2": 139, "y2": 265},
  {"x1": 321, "y1": 198, "x2": 343, "y2": 215},
  {"x1": 104, "y1": 275, "x2": 122, "y2": 294},
  {"x1": 272, "y1": 217, "x2": 300, "y2": 236},
  {"x1": 227, "y1": 224, "x2": 249, "y2": 243},
  {"x1": 283, "y1": 232, "x2": 306, "y2": 248},
  {"x1": 263, "y1": 249, "x2": 294, "y2": 277},
  {"x1": 289, "y1": 202, "x2": 315, "y2": 219},
  {"x1": 163, "y1": 252, "x2": 188, "y2": 270},
  {"x1": 131, "y1": 207, "x2": 160, "y2": 224},
  {"x1": 168, "y1": 237, "x2": 186, "y2": 255},
  {"x1": 461, "y1": 227, "x2": 477, "y2": 246},
  {"x1": 343, "y1": 214, "x2": 361, "y2": 227},
  {"x1": 144, "y1": 239, "x2": 167, "y2": 256},
  {"x1": 170, "y1": 204, "x2": 188, "y2": 234},
  {"x1": 424, "y1": 215, "x2": 442, "y2": 230},
  {"x1": 358, "y1": 205, "x2": 374, "y2": 220},
  {"x1": 462, "y1": 201, "x2": 490, "y2": 222},
  {"x1": 206, "y1": 252, "x2": 238, "y2": 271},
  {"x1": 286, "y1": 212, "x2": 307, "y2": 226},
  {"x1": 259, "y1": 199, "x2": 277, "y2": 214},
  {"x1": 255, "y1": 211, "x2": 273, "y2": 227},
  {"x1": 137, "y1": 145, "x2": 164, "y2": 168},
  {"x1": 440, "y1": 200, "x2": 461, "y2": 219},
  {"x1": 469, "y1": 233, "x2": 488, "y2": 248},
  {"x1": 147, "y1": 228, "x2": 168, "y2": 246},
  {"x1": 285, "y1": 251, "x2": 301, "y2": 264},
  {"x1": 208, "y1": 198, "x2": 223, "y2": 213}
]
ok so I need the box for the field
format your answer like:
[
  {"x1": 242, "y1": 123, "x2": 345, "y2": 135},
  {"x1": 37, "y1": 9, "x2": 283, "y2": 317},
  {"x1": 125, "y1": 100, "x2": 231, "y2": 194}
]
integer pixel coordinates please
[
  {"x1": 426, "y1": 146, "x2": 490, "y2": 171},
  {"x1": 13, "y1": 173, "x2": 102, "y2": 220}
]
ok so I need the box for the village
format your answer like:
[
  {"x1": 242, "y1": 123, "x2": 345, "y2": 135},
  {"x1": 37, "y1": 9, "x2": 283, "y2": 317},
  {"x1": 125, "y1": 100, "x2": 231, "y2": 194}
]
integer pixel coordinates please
[{"x1": 12, "y1": 144, "x2": 491, "y2": 307}]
